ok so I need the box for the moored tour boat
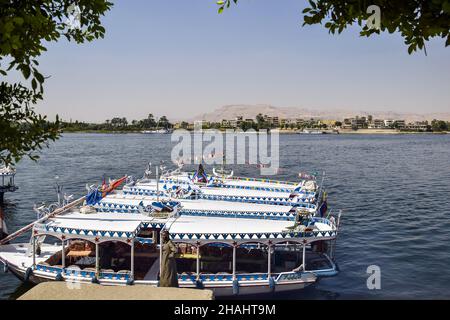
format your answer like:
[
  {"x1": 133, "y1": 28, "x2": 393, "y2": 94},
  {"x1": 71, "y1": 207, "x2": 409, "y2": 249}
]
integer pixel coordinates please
[{"x1": 0, "y1": 169, "x2": 340, "y2": 297}]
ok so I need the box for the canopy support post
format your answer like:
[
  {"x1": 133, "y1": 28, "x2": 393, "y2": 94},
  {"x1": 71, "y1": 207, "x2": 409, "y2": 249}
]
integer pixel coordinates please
[
  {"x1": 95, "y1": 242, "x2": 99, "y2": 276},
  {"x1": 156, "y1": 166, "x2": 159, "y2": 201},
  {"x1": 32, "y1": 235, "x2": 36, "y2": 268},
  {"x1": 61, "y1": 240, "x2": 66, "y2": 268},
  {"x1": 159, "y1": 231, "x2": 163, "y2": 284},
  {"x1": 267, "y1": 243, "x2": 272, "y2": 277},
  {"x1": 196, "y1": 243, "x2": 200, "y2": 280},
  {"x1": 302, "y1": 241, "x2": 306, "y2": 271},
  {"x1": 130, "y1": 240, "x2": 135, "y2": 280},
  {"x1": 232, "y1": 243, "x2": 237, "y2": 280}
]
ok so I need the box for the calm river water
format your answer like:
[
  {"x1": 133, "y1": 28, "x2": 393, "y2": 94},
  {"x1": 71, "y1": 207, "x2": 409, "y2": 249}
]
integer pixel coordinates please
[{"x1": 1, "y1": 133, "x2": 450, "y2": 299}]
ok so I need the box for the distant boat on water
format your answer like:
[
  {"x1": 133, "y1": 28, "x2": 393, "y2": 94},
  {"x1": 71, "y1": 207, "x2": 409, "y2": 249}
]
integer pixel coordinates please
[
  {"x1": 141, "y1": 129, "x2": 173, "y2": 134},
  {"x1": 297, "y1": 129, "x2": 339, "y2": 135}
]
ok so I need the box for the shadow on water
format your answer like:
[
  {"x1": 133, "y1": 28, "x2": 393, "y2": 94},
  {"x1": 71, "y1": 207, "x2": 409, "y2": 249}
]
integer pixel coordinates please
[
  {"x1": 217, "y1": 284, "x2": 340, "y2": 300},
  {"x1": 8, "y1": 282, "x2": 35, "y2": 300}
]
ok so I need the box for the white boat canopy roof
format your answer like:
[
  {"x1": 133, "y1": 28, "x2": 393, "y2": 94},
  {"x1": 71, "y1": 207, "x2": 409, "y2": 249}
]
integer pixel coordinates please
[
  {"x1": 33, "y1": 212, "x2": 150, "y2": 243},
  {"x1": 166, "y1": 216, "x2": 336, "y2": 244}
]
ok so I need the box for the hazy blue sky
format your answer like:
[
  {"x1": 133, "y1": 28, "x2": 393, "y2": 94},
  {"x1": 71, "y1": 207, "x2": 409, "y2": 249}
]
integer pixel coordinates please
[{"x1": 27, "y1": 0, "x2": 450, "y2": 122}]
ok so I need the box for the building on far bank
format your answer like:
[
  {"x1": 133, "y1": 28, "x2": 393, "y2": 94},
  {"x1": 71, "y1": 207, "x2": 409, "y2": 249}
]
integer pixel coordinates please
[
  {"x1": 368, "y1": 119, "x2": 384, "y2": 129},
  {"x1": 236, "y1": 116, "x2": 243, "y2": 127},
  {"x1": 394, "y1": 120, "x2": 406, "y2": 129},
  {"x1": 352, "y1": 116, "x2": 367, "y2": 129},
  {"x1": 221, "y1": 119, "x2": 231, "y2": 128},
  {"x1": 384, "y1": 119, "x2": 395, "y2": 128},
  {"x1": 342, "y1": 118, "x2": 352, "y2": 129},
  {"x1": 296, "y1": 118, "x2": 305, "y2": 126},
  {"x1": 406, "y1": 121, "x2": 429, "y2": 131}
]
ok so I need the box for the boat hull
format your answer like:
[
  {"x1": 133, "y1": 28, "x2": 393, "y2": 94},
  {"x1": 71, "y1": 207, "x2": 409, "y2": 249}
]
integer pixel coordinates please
[{"x1": 3, "y1": 262, "x2": 317, "y2": 297}]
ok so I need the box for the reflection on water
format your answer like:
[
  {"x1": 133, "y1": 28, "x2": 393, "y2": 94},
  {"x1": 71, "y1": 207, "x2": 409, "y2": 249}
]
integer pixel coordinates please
[{"x1": 1, "y1": 133, "x2": 450, "y2": 299}]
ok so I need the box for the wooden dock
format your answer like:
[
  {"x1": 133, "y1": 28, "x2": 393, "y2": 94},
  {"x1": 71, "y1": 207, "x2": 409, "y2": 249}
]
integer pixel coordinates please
[{"x1": 18, "y1": 282, "x2": 214, "y2": 300}]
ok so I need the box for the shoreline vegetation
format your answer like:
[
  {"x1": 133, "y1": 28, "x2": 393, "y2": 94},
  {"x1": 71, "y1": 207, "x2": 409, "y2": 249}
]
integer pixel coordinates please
[{"x1": 58, "y1": 113, "x2": 450, "y2": 135}]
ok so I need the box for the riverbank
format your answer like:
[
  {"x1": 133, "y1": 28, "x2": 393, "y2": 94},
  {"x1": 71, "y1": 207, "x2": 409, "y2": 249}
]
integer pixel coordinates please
[
  {"x1": 339, "y1": 129, "x2": 448, "y2": 134},
  {"x1": 18, "y1": 282, "x2": 214, "y2": 300},
  {"x1": 61, "y1": 129, "x2": 448, "y2": 135}
]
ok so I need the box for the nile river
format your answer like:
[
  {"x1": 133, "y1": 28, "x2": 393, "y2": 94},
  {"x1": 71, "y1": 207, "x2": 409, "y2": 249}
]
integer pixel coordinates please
[{"x1": 1, "y1": 133, "x2": 450, "y2": 299}]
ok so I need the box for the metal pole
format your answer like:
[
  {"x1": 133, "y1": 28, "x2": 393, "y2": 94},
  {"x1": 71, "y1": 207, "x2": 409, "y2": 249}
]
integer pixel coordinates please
[
  {"x1": 267, "y1": 244, "x2": 272, "y2": 276},
  {"x1": 32, "y1": 236, "x2": 36, "y2": 268},
  {"x1": 159, "y1": 231, "x2": 163, "y2": 281},
  {"x1": 302, "y1": 242, "x2": 306, "y2": 271},
  {"x1": 130, "y1": 241, "x2": 135, "y2": 279},
  {"x1": 95, "y1": 242, "x2": 99, "y2": 276},
  {"x1": 232, "y1": 244, "x2": 237, "y2": 279},
  {"x1": 156, "y1": 166, "x2": 159, "y2": 202},
  {"x1": 222, "y1": 154, "x2": 225, "y2": 182},
  {"x1": 61, "y1": 240, "x2": 66, "y2": 268},
  {"x1": 196, "y1": 244, "x2": 200, "y2": 280}
]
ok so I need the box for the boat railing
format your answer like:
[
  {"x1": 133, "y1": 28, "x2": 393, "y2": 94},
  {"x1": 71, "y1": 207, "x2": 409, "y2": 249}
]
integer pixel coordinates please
[
  {"x1": 228, "y1": 176, "x2": 299, "y2": 185},
  {"x1": 99, "y1": 270, "x2": 131, "y2": 281},
  {"x1": 35, "y1": 263, "x2": 131, "y2": 281},
  {"x1": 311, "y1": 217, "x2": 334, "y2": 228},
  {"x1": 178, "y1": 272, "x2": 271, "y2": 283},
  {"x1": 196, "y1": 194, "x2": 317, "y2": 208},
  {"x1": 205, "y1": 183, "x2": 296, "y2": 193},
  {"x1": 35, "y1": 264, "x2": 63, "y2": 274}
]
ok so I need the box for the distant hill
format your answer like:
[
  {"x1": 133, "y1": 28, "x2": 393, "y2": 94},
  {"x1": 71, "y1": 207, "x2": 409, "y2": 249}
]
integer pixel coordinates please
[{"x1": 190, "y1": 104, "x2": 450, "y2": 123}]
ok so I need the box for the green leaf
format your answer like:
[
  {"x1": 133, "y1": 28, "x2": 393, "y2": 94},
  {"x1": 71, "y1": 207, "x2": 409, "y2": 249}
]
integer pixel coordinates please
[
  {"x1": 31, "y1": 78, "x2": 37, "y2": 91},
  {"x1": 21, "y1": 65, "x2": 31, "y2": 79},
  {"x1": 218, "y1": 6, "x2": 224, "y2": 14},
  {"x1": 34, "y1": 71, "x2": 45, "y2": 83}
]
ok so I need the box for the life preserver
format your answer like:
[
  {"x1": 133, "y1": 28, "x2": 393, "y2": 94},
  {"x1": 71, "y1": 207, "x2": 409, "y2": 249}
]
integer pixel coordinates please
[{"x1": 24, "y1": 267, "x2": 33, "y2": 282}]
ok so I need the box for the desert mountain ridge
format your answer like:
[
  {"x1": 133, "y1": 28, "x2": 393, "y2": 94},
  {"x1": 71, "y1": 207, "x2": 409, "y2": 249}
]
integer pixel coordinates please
[{"x1": 185, "y1": 104, "x2": 450, "y2": 123}]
